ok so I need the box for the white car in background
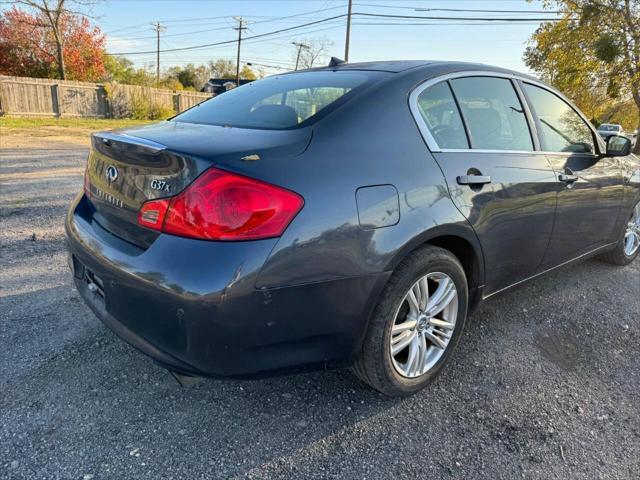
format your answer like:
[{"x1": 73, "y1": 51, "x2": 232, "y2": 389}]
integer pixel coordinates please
[{"x1": 597, "y1": 123, "x2": 625, "y2": 141}]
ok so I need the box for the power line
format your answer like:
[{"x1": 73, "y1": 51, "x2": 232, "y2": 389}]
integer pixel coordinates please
[
  {"x1": 159, "y1": 15, "x2": 240, "y2": 24},
  {"x1": 245, "y1": 61, "x2": 289, "y2": 71},
  {"x1": 353, "y1": 12, "x2": 562, "y2": 22},
  {"x1": 352, "y1": 21, "x2": 548, "y2": 26},
  {"x1": 107, "y1": 4, "x2": 348, "y2": 40},
  {"x1": 107, "y1": 14, "x2": 347, "y2": 55},
  {"x1": 108, "y1": 11, "x2": 562, "y2": 57},
  {"x1": 150, "y1": 5, "x2": 347, "y2": 25},
  {"x1": 356, "y1": 3, "x2": 561, "y2": 14},
  {"x1": 124, "y1": 24, "x2": 234, "y2": 41},
  {"x1": 113, "y1": 20, "x2": 345, "y2": 62},
  {"x1": 414, "y1": 8, "x2": 561, "y2": 14}
]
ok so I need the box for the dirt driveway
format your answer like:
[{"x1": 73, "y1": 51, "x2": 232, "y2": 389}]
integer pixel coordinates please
[{"x1": 1, "y1": 134, "x2": 639, "y2": 479}]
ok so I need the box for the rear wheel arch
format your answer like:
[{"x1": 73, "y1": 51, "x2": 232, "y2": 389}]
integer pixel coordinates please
[
  {"x1": 385, "y1": 226, "x2": 485, "y2": 311},
  {"x1": 425, "y1": 235, "x2": 481, "y2": 306}
]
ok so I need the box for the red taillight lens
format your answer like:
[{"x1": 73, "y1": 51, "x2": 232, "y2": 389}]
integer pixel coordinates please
[
  {"x1": 138, "y1": 168, "x2": 304, "y2": 241},
  {"x1": 138, "y1": 198, "x2": 170, "y2": 231}
]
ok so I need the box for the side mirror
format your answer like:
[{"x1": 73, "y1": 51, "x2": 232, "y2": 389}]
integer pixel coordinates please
[{"x1": 606, "y1": 135, "x2": 631, "y2": 157}]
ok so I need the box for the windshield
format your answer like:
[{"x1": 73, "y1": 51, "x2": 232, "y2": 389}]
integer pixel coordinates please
[
  {"x1": 172, "y1": 71, "x2": 377, "y2": 130},
  {"x1": 598, "y1": 124, "x2": 620, "y2": 132}
]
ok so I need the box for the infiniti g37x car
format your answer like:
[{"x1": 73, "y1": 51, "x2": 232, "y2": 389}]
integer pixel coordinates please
[{"x1": 66, "y1": 61, "x2": 640, "y2": 396}]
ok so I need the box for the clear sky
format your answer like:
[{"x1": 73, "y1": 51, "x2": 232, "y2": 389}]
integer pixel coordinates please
[{"x1": 79, "y1": 0, "x2": 558, "y2": 75}]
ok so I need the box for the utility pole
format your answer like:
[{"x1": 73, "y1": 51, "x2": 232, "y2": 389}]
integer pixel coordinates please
[
  {"x1": 233, "y1": 17, "x2": 247, "y2": 87},
  {"x1": 292, "y1": 42, "x2": 309, "y2": 70},
  {"x1": 344, "y1": 0, "x2": 353, "y2": 62},
  {"x1": 151, "y1": 22, "x2": 166, "y2": 87}
]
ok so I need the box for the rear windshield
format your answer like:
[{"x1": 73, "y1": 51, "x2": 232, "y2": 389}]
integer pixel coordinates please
[
  {"x1": 172, "y1": 71, "x2": 376, "y2": 130},
  {"x1": 598, "y1": 124, "x2": 620, "y2": 132}
]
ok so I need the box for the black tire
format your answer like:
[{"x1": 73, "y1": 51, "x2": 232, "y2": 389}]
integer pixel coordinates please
[
  {"x1": 352, "y1": 245, "x2": 468, "y2": 397},
  {"x1": 598, "y1": 203, "x2": 640, "y2": 266}
]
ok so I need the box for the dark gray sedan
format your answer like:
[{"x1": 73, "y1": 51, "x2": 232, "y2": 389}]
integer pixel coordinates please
[{"x1": 66, "y1": 61, "x2": 640, "y2": 396}]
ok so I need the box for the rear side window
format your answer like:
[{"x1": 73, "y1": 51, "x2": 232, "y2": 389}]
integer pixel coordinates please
[
  {"x1": 416, "y1": 81, "x2": 469, "y2": 149},
  {"x1": 450, "y1": 77, "x2": 533, "y2": 151},
  {"x1": 172, "y1": 71, "x2": 373, "y2": 130},
  {"x1": 523, "y1": 83, "x2": 595, "y2": 154}
]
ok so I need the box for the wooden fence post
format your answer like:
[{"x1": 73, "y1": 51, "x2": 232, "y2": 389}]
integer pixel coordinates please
[
  {"x1": 51, "y1": 83, "x2": 61, "y2": 117},
  {"x1": 174, "y1": 92, "x2": 180, "y2": 113}
]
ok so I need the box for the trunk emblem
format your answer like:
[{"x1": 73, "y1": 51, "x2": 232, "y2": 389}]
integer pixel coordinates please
[
  {"x1": 105, "y1": 165, "x2": 119, "y2": 183},
  {"x1": 150, "y1": 179, "x2": 171, "y2": 192}
]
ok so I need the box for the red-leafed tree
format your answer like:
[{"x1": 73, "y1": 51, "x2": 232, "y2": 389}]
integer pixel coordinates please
[{"x1": 0, "y1": 5, "x2": 106, "y2": 81}]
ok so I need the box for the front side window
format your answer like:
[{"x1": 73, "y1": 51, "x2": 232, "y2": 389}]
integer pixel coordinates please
[
  {"x1": 172, "y1": 71, "x2": 375, "y2": 130},
  {"x1": 416, "y1": 81, "x2": 469, "y2": 149},
  {"x1": 523, "y1": 83, "x2": 595, "y2": 154},
  {"x1": 449, "y1": 77, "x2": 534, "y2": 151}
]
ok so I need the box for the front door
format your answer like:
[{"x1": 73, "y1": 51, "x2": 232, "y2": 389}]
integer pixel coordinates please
[
  {"x1": 412, "y1": 75, "x2": 558, "y2": 294},
  {"x1": 521, "y1": 82, "x2": 624, "y2": 270}
]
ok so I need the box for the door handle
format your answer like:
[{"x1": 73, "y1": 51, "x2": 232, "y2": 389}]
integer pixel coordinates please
[
  {"x1": 558, "y1": 173, "x2": 578, "y2": 183},
  {"x1": 456, "y1": 175, "x2": 491, "y2": 186}
]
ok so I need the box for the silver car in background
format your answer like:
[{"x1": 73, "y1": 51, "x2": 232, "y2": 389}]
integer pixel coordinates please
[{"x1": 597, "y1": 123, "x2": 625, "y2": 141}]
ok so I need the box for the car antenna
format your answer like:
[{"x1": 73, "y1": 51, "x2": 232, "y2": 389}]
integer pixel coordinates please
[{"x1": 328, "y1": 57, "x2": 345, "y2": 67}]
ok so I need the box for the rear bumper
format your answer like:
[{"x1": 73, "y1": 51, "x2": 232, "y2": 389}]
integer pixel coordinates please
[{"x1": 66, "y1": 193, "x2": 390, "y2": 378}]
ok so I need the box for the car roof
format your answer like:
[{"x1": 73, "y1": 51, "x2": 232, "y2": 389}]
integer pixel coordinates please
[
  {"x1": 309, "y1": 60, "x2": 435, "y2": 73},
  {"x1": 305, "y1": 59, "x2": 540, "y2": 81}
]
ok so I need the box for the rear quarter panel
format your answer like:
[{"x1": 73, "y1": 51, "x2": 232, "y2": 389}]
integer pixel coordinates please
[{"x1": 254, "y1": 67, "x2": 484, "y2": 289}]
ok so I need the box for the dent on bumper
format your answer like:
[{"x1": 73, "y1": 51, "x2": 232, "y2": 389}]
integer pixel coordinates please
[{"x1": 66, "y1": 194, "x2": 390, "y2": 378}]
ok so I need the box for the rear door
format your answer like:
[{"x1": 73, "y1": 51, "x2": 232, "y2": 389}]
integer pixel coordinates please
[
  {"x1": 520, "y1": 82, "x2": 624, "y2": 269},
  {"x1": 411, "y1": 73, "x2": 558, "y2": 295}
]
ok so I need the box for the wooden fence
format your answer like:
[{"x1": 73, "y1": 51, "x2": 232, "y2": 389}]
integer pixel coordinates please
[{"x1": 0, "y1": 75, "x2": 212, "y2": 118}]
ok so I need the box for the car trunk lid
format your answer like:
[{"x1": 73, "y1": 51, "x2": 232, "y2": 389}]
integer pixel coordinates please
[{"x1": 85, "y1": 122, "x2": 311, "y2": 248}]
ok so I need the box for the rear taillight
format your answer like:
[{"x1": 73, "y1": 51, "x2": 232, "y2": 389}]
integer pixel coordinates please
[{"x1": 137, "y1": 168, "x2": 304, "y2": 241}]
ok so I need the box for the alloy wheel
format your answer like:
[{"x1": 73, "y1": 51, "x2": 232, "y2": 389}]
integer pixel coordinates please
[
  {"x1": 624, "y1": 202, "x2": 640, "y2": 257},
  {"x1": 390, "y1": 272, "x2": 458, "y2": 378}
]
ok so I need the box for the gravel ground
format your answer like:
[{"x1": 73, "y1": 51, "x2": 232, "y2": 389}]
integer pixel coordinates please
[{"x1": 1, "y1": 141, "x2": 639, "y2": 480}]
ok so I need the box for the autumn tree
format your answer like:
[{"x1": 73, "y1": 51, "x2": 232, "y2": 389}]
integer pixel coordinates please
[
  {"x1": 0, "y1": 7, "x2": 52, "y2": 77},
  {"x1": 525, "y1": 0, "x2": 640, "y2": 153},
  {"x1": 0, "y1": 5, "x2": 105, "y2": 81},
  {"x1": 7, "y1": 0, "x2": 98, "y2": 80}
]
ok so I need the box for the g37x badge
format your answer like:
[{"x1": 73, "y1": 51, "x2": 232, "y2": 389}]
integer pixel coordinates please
[{"x1": 150, "y1": 179, "x2": 171, "y2": 193}]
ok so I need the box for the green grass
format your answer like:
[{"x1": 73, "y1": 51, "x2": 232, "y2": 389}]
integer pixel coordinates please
[{"x1": 0, "y1": 117, "x2": 155, "y2": 130}]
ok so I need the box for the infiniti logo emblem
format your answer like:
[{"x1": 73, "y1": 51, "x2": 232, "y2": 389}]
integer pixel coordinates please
[{"x1": 105, "y1": 165, "x2": 118, "y2": 182}]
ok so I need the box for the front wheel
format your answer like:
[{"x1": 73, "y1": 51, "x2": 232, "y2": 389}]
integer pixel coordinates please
[
  {"x1": 598, "y1": 201, "x2": 640, "y2": 266},
  {"x1": 352, "y1": 246, "x2": 468, "y2": 397}
]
